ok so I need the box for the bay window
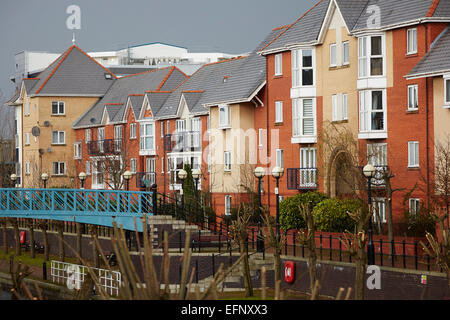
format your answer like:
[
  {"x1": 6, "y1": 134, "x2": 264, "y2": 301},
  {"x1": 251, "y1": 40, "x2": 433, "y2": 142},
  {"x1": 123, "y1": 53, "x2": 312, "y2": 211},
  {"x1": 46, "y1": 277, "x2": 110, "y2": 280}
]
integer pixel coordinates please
[
  {"x1": 293, "y1": 98, "x2": 316, "y2": 139},
  {"x1": 140, "y1": 122, "x2": 155, "y2": 152},
  {"x1": 292, "y1": 49, "x2": 315, "y2": 87},
  {"x1": 359, "y1": 90, "x2": 386, "y2": 136},
  {"x1": 358, "y1": 35, "x2": 384, "y2": 78}
]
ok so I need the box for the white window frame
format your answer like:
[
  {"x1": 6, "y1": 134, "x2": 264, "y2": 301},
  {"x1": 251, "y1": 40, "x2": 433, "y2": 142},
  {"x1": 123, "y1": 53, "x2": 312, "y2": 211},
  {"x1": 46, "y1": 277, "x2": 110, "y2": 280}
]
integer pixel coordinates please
[
  {"x1": 275, "y1": 54, "x2": 283, "y2": 76},
  {"x1": 175, "y1": 119, "x2": 186, "y2": 133},
  {"x1": 24, "y1": 132, "x2": 30, "y2": 145},
  {"x1": 140, "y1": 122, "x2": 155, "y2": 151},
  {"x1": 359, "y1": 90, "x2": 386, "y2": 133},
  {"x1": 74, "y1": 142, "x2": 82, "y2": 159},
  {"x1": 218, "y1": 104, "x2": 231, "y2": 128},
  {"x1": 160, "y1": 121, "x2": 164, "y2": 138},
  {"x1": 408, "y1": 85, "x2": 419, "y2": 110},
  {"x1": 25, "y1": 162, "x2": 30, "y2": 175},
  {"x1": 330, "y1": 43, "x2": 337, "y2": 67},
  {"x1": 293, "y1": 98, "x2": 316, "y2": 138},
  {"x1": 358, "y1": 35, "x2": 385, "y2": 78},
  {"x1": 444, "y1": 77, "x2": 450, "y2": 106},
  {"x1": 332, "y1": 94, "x2": 348, "y2": 122},
  {"x1": 258, "y1": 128, "x2": 263, "y2": 148},
  {"x1": 85, "y1": 129, "x2": 91, "y2": 144},
  {"x1": 276, "y1": 149, "x2": 284, "y2": 168},
  {"x1": 52, "y1": 162, "x2": 66, "y2": 176},
  {"x1": 343, "y1": 41, "x2": 350, "y2": 65},
  {"x1": 24, "y1": 102, "x2": 30, "y2": 116},
  {"x1": 225, "y1": 195, "x2": 232, "y2": 216},
  {"x1": 275, "y1": 101, "x2": 283, "y2": 123},
  {"x1": 51, "y1": 101, "x2": 65, "y2": 115},
  {"x1": 130, "y1": 158, "x2": 137, "y2": 174},
  {"x1": 161, "y1": 157, "x2": 165, "y2": 173},
  {"x1": 130, "y1": 123, "x2": 136, "y2": 139},
  {"x1": 299, "y1": 148, "x2": 317, "y2": 187},
  {"x1": 292, "y1": 48, "x2": 315, "y2": 88},
  {"x1": 52, "y1": 131, "x2": 65, "y2": 145},
  {"x1": 373, "y1": 198, "x2": 387, "y2": 223},
  {"x1": 407, "y1": 28, "x2": 417, "y2": 55},
  {"x1": 224, "y1": 151, "x2": 231, "y2": 172},
  {"x1": 86, "y1": 161, "x2": 91, "y2": 175},
  {"x1": 409, "y1": 198, "x2": 420, "y2": 216},
  {"x1": 408, "y1": 141, "x2": 419, "y2": 168}
]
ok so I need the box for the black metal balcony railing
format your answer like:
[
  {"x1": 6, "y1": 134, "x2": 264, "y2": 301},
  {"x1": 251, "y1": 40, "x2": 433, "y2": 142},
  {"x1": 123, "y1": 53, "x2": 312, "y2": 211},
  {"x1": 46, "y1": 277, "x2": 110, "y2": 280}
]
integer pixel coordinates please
[
  {"x1": 164, "y1": 132, "x2": 201, "y2": 153},
  {"x1": 287, "y1": 168, "x2": 318, "y2": 190},
  {"x1": 136, "y1": 172, "x2": 156, "y2": 189},
  {"x1": 87, "y1": 139, "x2": 123, "y2": 156}
]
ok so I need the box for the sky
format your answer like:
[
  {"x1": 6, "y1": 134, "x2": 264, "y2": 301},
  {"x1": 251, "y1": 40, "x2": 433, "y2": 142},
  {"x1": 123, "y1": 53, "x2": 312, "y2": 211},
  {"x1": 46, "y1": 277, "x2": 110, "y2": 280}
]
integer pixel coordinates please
[{"x1": 0, "y1": 0, "x2": 318, "y2": 106}]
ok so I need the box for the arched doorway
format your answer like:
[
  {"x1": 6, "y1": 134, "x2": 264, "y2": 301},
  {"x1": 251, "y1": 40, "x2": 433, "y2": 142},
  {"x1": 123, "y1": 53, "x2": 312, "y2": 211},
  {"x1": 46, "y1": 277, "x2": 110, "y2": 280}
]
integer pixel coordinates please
[{"x1": 327, "y1": 150, "x2": 355, "y2": 198}]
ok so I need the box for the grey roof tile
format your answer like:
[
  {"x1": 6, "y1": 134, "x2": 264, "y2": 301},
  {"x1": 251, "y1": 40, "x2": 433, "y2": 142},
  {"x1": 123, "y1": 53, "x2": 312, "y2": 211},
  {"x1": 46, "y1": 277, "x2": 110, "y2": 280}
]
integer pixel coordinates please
[
  {"x1": 30, "y1": 46, "x2": 116, "y2": 96},
  {"x1": 407, "y1": 26, "x2": 450, "y2": 77},
  {"x1": 335, "y1": 0, "x2": 369, "y2": 30},
  {"x1": 260, "y1": 0, "x2": 330, "y2": 52},
  {"x1": 434, "y1": 0, "x2": 450, "y2": 17}
]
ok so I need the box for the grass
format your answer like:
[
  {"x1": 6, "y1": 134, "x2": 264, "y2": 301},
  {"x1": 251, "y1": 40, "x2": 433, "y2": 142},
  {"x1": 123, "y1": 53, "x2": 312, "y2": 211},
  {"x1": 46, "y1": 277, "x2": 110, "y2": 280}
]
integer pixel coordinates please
[{"x1": 0, "y1": 248, "x2": 78, "y2": 268}]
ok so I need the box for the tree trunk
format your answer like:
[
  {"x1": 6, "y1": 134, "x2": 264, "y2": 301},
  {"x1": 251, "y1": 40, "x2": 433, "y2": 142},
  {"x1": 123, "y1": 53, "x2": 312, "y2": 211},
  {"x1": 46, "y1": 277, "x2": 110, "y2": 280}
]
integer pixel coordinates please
[
  {"x1": 386, "y1": 181, "x2": 395, "y2": 256},
  {"x1": 2, "y1": 219, "x2": 7, "y2": 254},
  {"x1": 29, "y1": 222, "x2": 35, "y2": 259},
  {"x1": 308, "y1": 233, "x2": 317, "y2": 293},
  {"x1": 239, "y1": 237, "x2": 253, "y2": 297},
  {"x1": 13, "y1": 219, "x2": 21, "y2": 256},
  {"x1": 354, "y1": 247, "x2": 366, "y2": 300},
  {"x1": 76, "y1": 223, "x2": 83, "y2": 264},
  {"x1": 57, "y1": 222, "x2": 65, "y2": 262},
  {"x1": 273, "y1": 246, "x2": 282, "y2": 284}
]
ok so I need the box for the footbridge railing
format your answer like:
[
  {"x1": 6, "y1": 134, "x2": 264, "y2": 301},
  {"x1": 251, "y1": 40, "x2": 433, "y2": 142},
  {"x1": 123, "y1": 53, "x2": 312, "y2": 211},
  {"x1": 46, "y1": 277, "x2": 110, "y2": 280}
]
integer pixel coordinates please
[{"x1": 0, "y1": 188, "x2": 154, "y2": 232}]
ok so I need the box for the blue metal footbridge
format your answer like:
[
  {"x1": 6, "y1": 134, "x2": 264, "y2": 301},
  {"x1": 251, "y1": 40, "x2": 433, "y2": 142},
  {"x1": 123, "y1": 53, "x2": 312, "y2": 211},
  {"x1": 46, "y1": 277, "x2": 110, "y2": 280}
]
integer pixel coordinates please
[{"x1": 0, "y1": 188, "x2": 154, "y2": 232}]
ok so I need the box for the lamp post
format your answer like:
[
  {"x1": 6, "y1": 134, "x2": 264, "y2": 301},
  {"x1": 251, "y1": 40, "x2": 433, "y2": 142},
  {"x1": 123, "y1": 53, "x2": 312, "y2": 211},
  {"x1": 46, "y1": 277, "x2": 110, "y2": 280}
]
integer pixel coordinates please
[
  {"x1": 122, "y1": 170, "x2": 133, "y2": 250},
  {"x1": 123, "y1": 170, "x2": 132, "y2": 191},
  {"x1": 41, "y1": 173, "x2": 49, "y2": 189},
  {"x1": 192, "y1": 169, "x2": 201, "y2": 226},
  {"x1": 254, "y1": 167, "x2": 265, "y2": 252},
  {"x1": 10, "y1": 173, "x2": 17, "y2": 188},
  {"x1": 178, "y1": 169, "x2": 187, "y2": 220},
  {"x1": 271, "y1": 166, "x2": 284, "y2": 241},
  {"x1": 363, "y1": 164, "x2": 376, "y2": 266},
  {"x1": 78, "y1": 172, "x2": 86, "y2": 189}
]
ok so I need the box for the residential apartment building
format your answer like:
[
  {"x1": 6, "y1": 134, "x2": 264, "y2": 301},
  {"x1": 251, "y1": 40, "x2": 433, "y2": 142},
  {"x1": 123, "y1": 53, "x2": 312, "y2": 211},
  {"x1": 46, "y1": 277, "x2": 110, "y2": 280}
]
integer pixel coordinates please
[
  {"x1": 257, "y1": 0, "x2": 450, "y2": 227},
  {"x1": 7, "y1": 0, "x2": 450, "y2": 231}
]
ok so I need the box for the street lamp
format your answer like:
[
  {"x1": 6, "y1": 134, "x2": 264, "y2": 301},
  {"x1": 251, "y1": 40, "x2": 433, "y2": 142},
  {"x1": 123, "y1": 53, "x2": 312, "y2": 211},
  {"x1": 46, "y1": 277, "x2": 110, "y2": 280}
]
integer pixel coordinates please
[
  {"x1": 78, "y1": 172, "x2": 87, "y2": 189},
  {"x1": 271, "y1": 166, "x2": 284, "y2": 241},
  {"x1": 178, "y1": 169, "x2": 187, "y2": 219},
  {"x1": 123, "y1": 170, "x2": 132, "y2": 191},
  {"x1": 254, "y1": 167, "x2": 265, "y2": 252},
  {"x1": 41, "y1": 173, "x2": 49, "y2": 189},
  {"x1": 10, "y1": 173, "x2": 17, "y2": 187},
  {"x1": 363, "y1": 163, "x2": 376, "y2": 266},
  {"x1": 192, "y1": 168, "x2": 201, "y2": 225}
]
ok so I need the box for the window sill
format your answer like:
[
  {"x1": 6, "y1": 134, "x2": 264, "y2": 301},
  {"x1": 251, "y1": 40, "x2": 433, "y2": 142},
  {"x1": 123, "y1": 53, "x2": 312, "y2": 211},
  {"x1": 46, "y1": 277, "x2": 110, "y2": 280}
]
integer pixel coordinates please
[
  {"x1": 219, "y1": 126, "x2": 231, "y2": 130},
  {"x1": 328, "y1": 64, "x2": 350, "y2": 70},
  {"x1": 442, "y1": 104, "x2": 450, "y2": 109},
  {"x1": 406, "y1": 109, "x2": 419, "y2": 114},
  {"x1": 51, "y1": 114, "x2": 66, "y2": 117},
  {"x1": 274, "y1": 122, "x2": 283, "y2": 126},
  {"x1": 291, "y1": 136, "x2": 317, "y2": 144},
  {"x1": 358, "y1": 132, "x2": 387, "y2": 140},
  {"x1": 407, "y1": 166, "x2": 420, "y2": 170},
  {"x1": 405, "y1": 52, "x2": 418, "y2": 58},
  {"x1": 273, "y1": 75, "x2": 283, "y2": 78},
  {"x1": 51, "y1": 174, "x2": 67, "y2": 177},
  {"x1": 331, "y1": 119, "x2": 348, "y2": 124},
  {"x1": 51, "y1": 144, "x2": 66, "y2": 146}
]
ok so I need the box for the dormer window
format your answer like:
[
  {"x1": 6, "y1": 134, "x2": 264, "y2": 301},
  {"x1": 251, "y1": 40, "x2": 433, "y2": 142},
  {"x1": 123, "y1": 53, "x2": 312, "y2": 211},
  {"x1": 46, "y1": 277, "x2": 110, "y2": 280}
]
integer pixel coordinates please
[{"x1": 219, "y1": 104, "x2": 231, "y2": 128}]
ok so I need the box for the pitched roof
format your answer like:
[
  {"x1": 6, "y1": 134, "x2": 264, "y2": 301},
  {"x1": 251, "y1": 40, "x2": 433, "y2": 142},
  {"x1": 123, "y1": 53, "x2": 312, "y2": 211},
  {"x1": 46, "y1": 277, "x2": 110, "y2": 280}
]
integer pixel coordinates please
[
  {"x1": 335, "y1": 0, "x2": 369, "y2": 30},
  {"x1": 407, "y1": 26, "x2": 450, "y2": 78},
  {"x1": 351, "y1": 0, "x2": 450, "y2": 32},
  {"x1": 73, "y1": 66, "x2": 187, "y2": 128},
  {"x1": 259, "y1": 0, "x2": 330, "y2": 53},
  {"x1": 27, "y1": 45, "x2": 116, "y2": 96}
]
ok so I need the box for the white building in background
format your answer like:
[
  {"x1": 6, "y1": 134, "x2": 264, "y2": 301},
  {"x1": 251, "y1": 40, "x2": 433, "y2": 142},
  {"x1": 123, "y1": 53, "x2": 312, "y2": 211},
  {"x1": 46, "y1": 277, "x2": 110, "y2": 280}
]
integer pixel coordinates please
[{"x1": 10, "y1": 42, "x2": 238, "y2": 90}]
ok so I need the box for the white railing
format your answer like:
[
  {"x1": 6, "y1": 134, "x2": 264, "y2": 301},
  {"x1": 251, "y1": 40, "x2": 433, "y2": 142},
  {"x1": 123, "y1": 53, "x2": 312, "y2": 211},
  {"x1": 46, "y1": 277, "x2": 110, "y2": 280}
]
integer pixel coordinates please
[{"x1": 50, "y1": 260, "x2": 121, "y2": 296}]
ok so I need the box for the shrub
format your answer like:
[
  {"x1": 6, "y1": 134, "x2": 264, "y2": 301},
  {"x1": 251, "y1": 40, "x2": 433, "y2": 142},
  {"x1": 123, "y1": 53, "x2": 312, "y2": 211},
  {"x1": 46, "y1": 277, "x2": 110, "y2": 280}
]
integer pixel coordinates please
[
  {"x1": 403, "y1": 207, "x2": 436, "y2": 237},
  {"x1": 279, "y1": 192, "x2": 328, "y2": 231},
  {"x1": 312, "y1": 198, "x2": 362, "y2": 233}
]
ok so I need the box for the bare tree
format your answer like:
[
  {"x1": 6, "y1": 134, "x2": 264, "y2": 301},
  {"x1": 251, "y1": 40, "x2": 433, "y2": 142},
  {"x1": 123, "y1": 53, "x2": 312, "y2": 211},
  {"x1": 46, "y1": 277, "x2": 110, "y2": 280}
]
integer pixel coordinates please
[
  {"x1": 261, "y1": 207, "x2": 283, "y2": 285},
  {"x1": 433, "y1": 135, "x2": 450, "y2": 228},
  {"x1": 230, "y1": 203, "x2": 254, "y2": 297},
  {"x1": 93, "y1": 147, "x2": 129, "y2": 190},
  {"x1": 297, "y1": 203, "x2": 317, "y2": 293}
]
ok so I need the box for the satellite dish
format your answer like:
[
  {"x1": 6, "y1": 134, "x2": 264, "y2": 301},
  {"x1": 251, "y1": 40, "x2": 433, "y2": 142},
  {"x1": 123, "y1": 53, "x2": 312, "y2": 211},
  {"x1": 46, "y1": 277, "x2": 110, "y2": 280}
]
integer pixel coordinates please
[
  {"x1": 31, "y1": 126, "x2": 40, "y2": 137},
  {"x1": 38, "y1": 149, "x2": 44, "y2": 155},
  {"x1": 43, "y1": 121, "x2": 50, "y2": 127}
]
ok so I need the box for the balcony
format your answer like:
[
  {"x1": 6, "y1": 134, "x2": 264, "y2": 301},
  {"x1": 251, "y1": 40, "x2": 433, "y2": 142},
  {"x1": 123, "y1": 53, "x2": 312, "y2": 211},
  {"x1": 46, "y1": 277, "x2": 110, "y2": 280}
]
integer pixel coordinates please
[
  {"x1": 287, "y1": 168, "x2": 318, "y2": 190},
  {"x1": 136, "y1": 172, "x2": 156, "y2": 189},
  {"x1": 87, "y1": 139, "x2": 123, "y2": 156},
  {"x1": 164, "y1": 131, "x2": 201, "y2": 153},
  {"x1": 370, "y1": 166, "x2": 388, "y2": 188}
]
